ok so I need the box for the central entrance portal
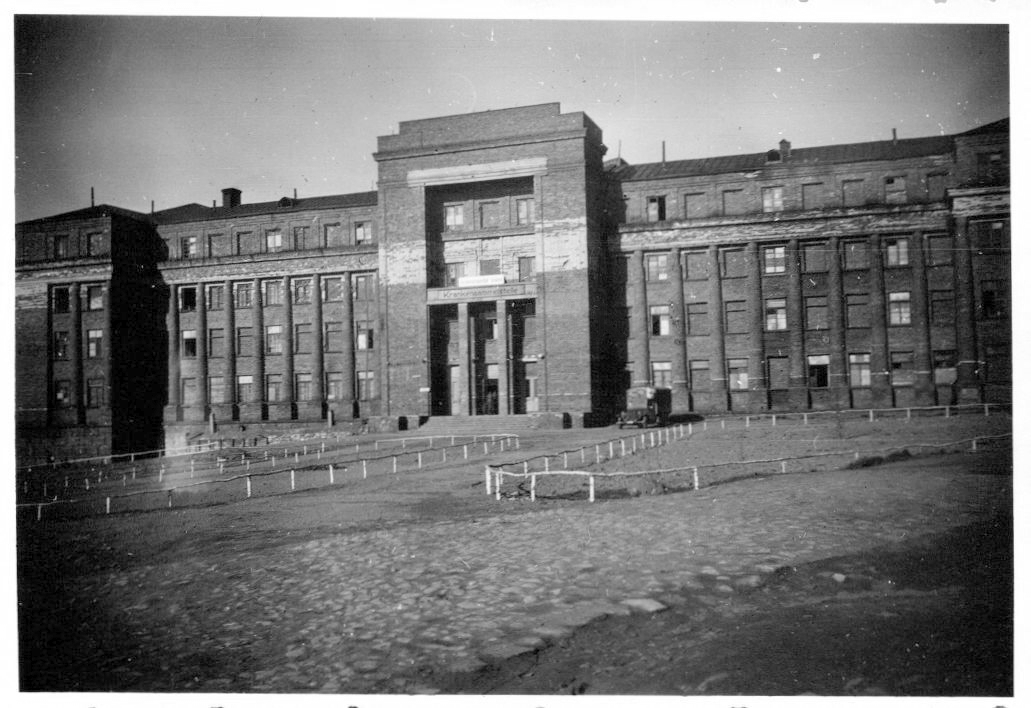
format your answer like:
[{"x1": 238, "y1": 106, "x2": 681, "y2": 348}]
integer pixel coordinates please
[{"x1": 428, "y1": 298, "x2": 536, "y2": 416}]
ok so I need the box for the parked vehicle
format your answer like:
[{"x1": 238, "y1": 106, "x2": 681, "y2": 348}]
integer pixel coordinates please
[{"x1": 617, "y1": 386, "x2": 671, "y2": 428}]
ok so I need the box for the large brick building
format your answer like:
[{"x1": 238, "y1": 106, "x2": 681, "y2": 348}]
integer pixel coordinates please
[{"x1": 15, "y1": 103, "x2": 1010, "y2": 462}]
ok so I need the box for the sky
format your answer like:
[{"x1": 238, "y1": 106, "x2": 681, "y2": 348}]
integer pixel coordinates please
[{"x1": 12, "y1": 6, "x2": 1015, "y2": 223}]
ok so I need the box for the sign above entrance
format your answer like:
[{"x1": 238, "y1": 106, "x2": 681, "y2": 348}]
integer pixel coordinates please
[{"x1": 427, "y1": 281, "x2": 536, "y2": 303}]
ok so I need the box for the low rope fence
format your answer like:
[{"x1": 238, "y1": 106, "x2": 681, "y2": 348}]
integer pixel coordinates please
[
  {"x1": 485, "y1": 432, "x2": 1011, "y2": 503},
  {"x1": 16, "y1": 434, "x2": 519, "y2": 522}
]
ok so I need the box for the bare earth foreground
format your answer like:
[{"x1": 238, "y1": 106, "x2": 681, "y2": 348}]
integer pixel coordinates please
[{"x1": 16, "y1": 414, "x2": 1012, "y2": 696}]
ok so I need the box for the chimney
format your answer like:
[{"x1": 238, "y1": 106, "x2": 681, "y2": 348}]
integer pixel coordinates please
[
  {"x1": 892, "y1": 128, "x2": 898, "y2": 145},
  {"x1": 221, "y1": 187, "x2": 242, "y2": 209},
  {"x1": 779, "y1": 139, "x2": 791, "y2": 160}
]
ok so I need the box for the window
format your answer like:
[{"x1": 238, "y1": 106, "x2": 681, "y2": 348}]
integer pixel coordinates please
[
  {"x1": 180, "y1": 378, "x2": 198, "y2": 405},
  {"x1": 178, "y1": 286, "x2": 196, "y2": 312},
  {"x1": 208, "y1": 376, "x2": 225, "y2": 403},
  {"x1": 651, "y1": 361, "x2": 672, "y2": 387},
  {"x1": 807, "y1": 355, "x2": 829, "y2": 388},
  {"x1": 53, "y1": 331, "x2": 69, "y2": 359},
  {"x1": 647, "y1": 196, "x2": 667, "y2": 222},
  {"x1": 650, "y1": 305, "x2": 670, "y2": 336},
  {"x1": 842, "y1": 179, "x2": 864, "y2": 207},
  {"x1": 354, "y1": 274, "x2": 374, "y2": 300},
  {"x1": 725, "y1": 300, "x2": 748, "y2": 334},
  {"x1": 85, "y1": 232, "x2": 104, "y2": 256},
  {"x1": 87, "y1": 329, "x2": 103, "y2": 358},
  {"x1": 727, "y1": 358, "x2": 749, "y2": 391},
  {"x1": 888, "y1": 291, "x2": 911, "y2": 326},
  {"x1": 884, "y1": 237, "x2": 909, "y2": 267},
  {"x1": 479, "y1": 259, "x2": 501, "y2": 276},
  {"x1": 444, "y1": 204, "x2": 464, "y2": 230},
  {"x1": 354, "y1": 221, "x2": 371, "y2": 244},
  {"x1": 206, "y1": 284, "x2": 224, "y2": 310},
  {"x1": 518, "y1": 256, "x2": 535, "y2": 282},
  {"x1": 357, "y1": 370, "x2": 376, "y2": 400},
  {"x1": 86, "y1": 285, "x2": 104, "y2": 311},
  {"x1": 263, "y1": 280, "x2": 282, "y2": 306},
  {"x1": 295, "y1": 373, "x2": 313, "y2": 400},
  {"x1": 324, "y1": 223, "x2": 344, "y2": 247},
  {"x1": 87, "y1": 378, "x2": 104, "y2": 408},
  {"x1": 208, "y1": 328, "x2": 224, "y2": 358},
  {"x1": 265, "y1": 374, "x2": 282, "y2": 402},
  {"x1": 685, "y1": 251, "x2": 708, "y2": 280},
  {"x1": 763, "y1": 246, "x2": 786, "y2": 274},
  {"x1": 762, "y1": 186, "x2": 784, "y2": 213},
  {"x1": 720, "y1": 248, "x2": 747, "y2": 278},
  {"x1": 52, "y1": 287, "x2": 70, "y2": 313},
  {"x1": 181, "y1": 236, "x2": 198, "y2": 259},
  {"x1": 885, "y1": 176, "x2": 907, "y2": 204},
  {"x1": 972, "y1": 220, "x2": 1008, "y2": 255},
  {"x1": 849, "y1": 353, "x2": 871, "y2": 387},
  {"x1": 265, "y1": 325, "x2": 283, "y2": 355},
  {"x1": 645, "y1": 253, "x2": 669, "y2": 281},
  {"x1": 765, "y1": 298, "x2": 787, "y2": 331},
  {"x1": 842, "y1": 240, "x2": 869, "y2": 270},
  {"x1": 236, "y1": 375, "x2": 253, "y2": 402},
  {"x1": 516, "y1": 198, "x2": 535, "y2": 225},
  {"x1": 294, "y1": 226, "x2": 310, "y2": 250},
  {"x1": 927, "y1": 235, "x2": 953, "y2": 266},
  {"x1": 206, "y1": 233, "x2": 220, "y2": 257},
  {"x1": 801, "y1": 183, "x2": 824, "y2": 210},
  {"x1": 182, "y1": 330, "x2": 197, "y2": 358},
  {"x1": 767, "y1": 356, "x2": 789, "y2": 390},
  {"x1": 292, "y1": 279, "x2": 312, "y2": 304},
  {"x1": 890, "y1": 351, "x2": 915, "y2": 386},
  {"x1": 979, "y1": 280, "x2": 1006, "y2": 318},
  {"x1": 933, "y1": 351, "x2": 957, "y2": 385},
  {"x1": 926, "y1": 173, "x2": 947, "y2": 202},
  {"x1": 479, "y1": 201, "x2": 501, "y2": 229},
  {"x1": 52, "y1": 234, "x2": 69, "y2": 259},
  {"x1": 445, "y1": 263, "x2": 465, "y2": 287},
  {"x1": 234, "y1": 283, "x2": 252, "y2": 309},
  {"x1": 976, "y1": 151, "x2": 1006, "y2": 184},
  {"x1": 324, "y1": 321, "x2": 343, "y2": 351},
  {"x1": 686, "y1": 303, "x2": 708, "y2": 335},
  {"x1": 265, "y1": 230, "x2": 282, "y2": 253},
  {"x1": 326, "y1": 372, "x2": 345, "y2": 400},
  {"x1": 322, "y1": 276, "x2": 345, "y2": 302},
  {"x1": 480, "y1": 318, "x2": 498, "y2": 341},
  {"x1": 236, "y1": 327, "x2": 253, "y2": 356},
  {"x1": 805, "y1": 296, "x2": 828, "y2": 330},
  {"x1": 846, "y1": 293, "x2": 870, "y2": 328},
  {"x1": 683, "y1": 193, "x2": 706, "y2": 219},
  {"x1": 689, "y1": 360, "x2": 710, "y2": 391},
  {"x1": 722, "y1": 189, "x2": 746, "y2": 216},
  {"x1": 235, "y1": 232, "x2": 252, "y2": 255},
  {"x1": 930, "y1": 290, "x2": 955, "y2": 326},
  {"x1": 54, "y1": 380, "x2": 72, "y2": 406},
  {"x1": 356, "y1": 326, "x2": 375, "y2": 350},
  {"x1": 293, "y1": 323, "x2": 312, "y2": 353},
  {"x1": 803, "y1": 242, "x2": 828, "y2": 272}
]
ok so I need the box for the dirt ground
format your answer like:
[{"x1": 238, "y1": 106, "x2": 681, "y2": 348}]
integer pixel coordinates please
[{"x1": 15, "y1": 413, "x2": 1014, "y2": 697}]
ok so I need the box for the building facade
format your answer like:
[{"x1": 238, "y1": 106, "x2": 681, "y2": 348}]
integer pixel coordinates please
[{"x1": 15, "y1": 103, "x2": 1010, "y2": 462}]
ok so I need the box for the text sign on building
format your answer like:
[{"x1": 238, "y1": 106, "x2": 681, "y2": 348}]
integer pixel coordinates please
[{"x1": 427, "y1": 282, "x2": 536, "y2": 303}]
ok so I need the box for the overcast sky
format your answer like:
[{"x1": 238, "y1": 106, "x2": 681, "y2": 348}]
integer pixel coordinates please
[{"x1": 13, "y1": 9, "x2": 1012, "y2": 223}]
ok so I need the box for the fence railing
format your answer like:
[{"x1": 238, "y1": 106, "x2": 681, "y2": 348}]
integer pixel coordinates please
[
  {"x1": 482, "y1": 404, "x2": 1010, "y2": 503},
  {"x1": 16, "y1": 434, "x2": 519, "y2": 521}
]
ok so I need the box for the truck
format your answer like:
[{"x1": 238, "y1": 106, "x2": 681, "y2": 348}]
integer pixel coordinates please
[{"x1": 617, "y1": 386, "x2": 672, "y2": 428}]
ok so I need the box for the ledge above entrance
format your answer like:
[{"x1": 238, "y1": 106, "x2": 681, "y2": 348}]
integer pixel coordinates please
[
  {"x1": 406, "y1": 157, "x2": 548, "y2": 187},
  {"x1": 427, "y1": 281, "x2": 537, "y2": 303}
]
